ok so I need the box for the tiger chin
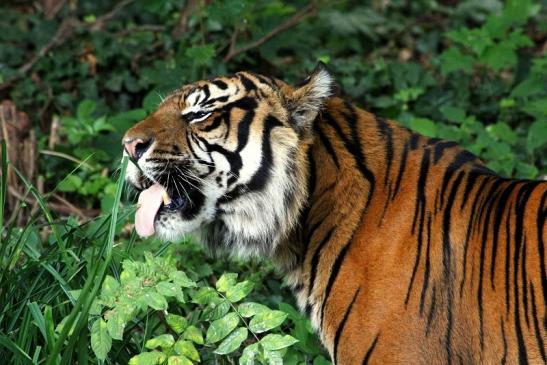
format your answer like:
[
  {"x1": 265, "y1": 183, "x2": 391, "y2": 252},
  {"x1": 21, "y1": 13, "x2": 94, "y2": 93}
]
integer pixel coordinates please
[{"x1": 123, "y1": 64, "x2": 546, "y2": 364}]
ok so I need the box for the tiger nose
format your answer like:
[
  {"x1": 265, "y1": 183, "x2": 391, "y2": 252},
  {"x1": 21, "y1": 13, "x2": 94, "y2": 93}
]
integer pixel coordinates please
[{"x1": 123, "y1": 138, "x2": 152, "y2": 160}]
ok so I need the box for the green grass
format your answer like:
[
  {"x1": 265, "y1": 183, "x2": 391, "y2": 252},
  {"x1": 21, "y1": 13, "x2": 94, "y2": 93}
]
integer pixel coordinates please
[{"x1": 0, "y1": 145, "x2": 132, "y2": 364}]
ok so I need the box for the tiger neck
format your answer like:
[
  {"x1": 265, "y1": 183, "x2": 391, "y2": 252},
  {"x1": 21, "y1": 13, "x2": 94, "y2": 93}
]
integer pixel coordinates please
[{"x1": 275, "y1": 97, "x2": 386, "y2": 305}]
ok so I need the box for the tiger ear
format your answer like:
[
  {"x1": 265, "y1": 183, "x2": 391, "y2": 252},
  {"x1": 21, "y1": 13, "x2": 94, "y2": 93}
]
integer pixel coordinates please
[{"x1": 284, "y1": 62, "x2": 334, "y2": 131}]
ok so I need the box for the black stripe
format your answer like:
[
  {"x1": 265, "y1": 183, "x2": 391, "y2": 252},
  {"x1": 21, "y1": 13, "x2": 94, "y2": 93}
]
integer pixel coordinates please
[
  {"x1": 440, "y1": 151, "x2": 478, "y2": 208},
  {"x1": 238, "y1": 73, "x2": 257, "y2": 91},
  {"x1": 375, "y1": 116, "x2": 393, "y2": 186},
  {"x1": 333, "y1": 287, "x2": 361, "y2": 364},
  {"x1": 306, "y1": 228, "x2": 335, "y2": 313},
  {"x1": 513, "y1": 182, "x2": 536, "y2": 365},
  {"x1": 441, "y1": 170, "x2": 465, "y2": 365},
  {"x1": 490, "y1": 181, "x2": 518, "y2": 289},
  {"x1": 212, "y1": 79, "x2": 228, "y2": 90},
  {"x1": 362, "y1": 334, "x2": 380, "y2": 365},
  {"x1": 477, "y1": 178, "x2": 505, "y2": 349},
  {"x1": 426, "y1": 284, "x2": 437, "y2": 335},
  {"x1": 419, "y1": 213, "x2": 433, "y2": 315},
  {"x1": 530, "y1": 283, "x2": 546, "y2": 363},
  {"x1": 391, "y1": 140, "x2": 410, "y2": 200},
  {"x1": 315, "y1": 124, "x2": 340, "y2": 168},
  {"x1": 203, "y1": 95, "x2": 229, "y2": 106},
  {"x1": 406, "y1": 149, "x2": 431, "y2": 304},
  {"x1": 319, "y1": 238, "x2": 353, "y2": 329},
  {"x1": 323, "y1": 110, "x2": 375, "y2": 208},
  {"x1": 537, "y1": 191, "x2": 546, "y2": 312},
  {"x1": 202, "y1": 116, "x2": 223, "y2": 132},
  {"x1": 433, "y1": 141, "x2": 458, "y2": 163}
]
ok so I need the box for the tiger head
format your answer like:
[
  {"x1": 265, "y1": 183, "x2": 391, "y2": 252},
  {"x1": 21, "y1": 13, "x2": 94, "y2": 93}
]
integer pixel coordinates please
[{"x1": 123, "y1": 65, "x2": 333, "y2": 261}]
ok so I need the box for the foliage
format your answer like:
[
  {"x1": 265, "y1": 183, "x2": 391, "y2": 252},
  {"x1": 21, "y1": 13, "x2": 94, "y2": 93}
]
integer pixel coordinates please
[{"x1": 1, "y1": 0, "x2": 546, "y2": 364}]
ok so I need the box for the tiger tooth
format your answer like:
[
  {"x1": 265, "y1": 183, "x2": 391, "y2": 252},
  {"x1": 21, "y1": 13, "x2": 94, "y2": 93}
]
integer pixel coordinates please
[{"x1": 161, "y1": 191, "x2": 171, "y2": 205}]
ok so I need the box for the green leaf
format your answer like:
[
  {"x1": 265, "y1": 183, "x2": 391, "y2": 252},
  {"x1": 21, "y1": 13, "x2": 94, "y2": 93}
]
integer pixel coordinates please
[
  {"x1": 216, "y1": 273, "x2": 238, "y2": 292},
  {"x1": 77, "y1": 99, "x2": 96, "y2": 119},
  {"x1": 170, "y1": 271, "x2": 197, "y2": 288},
  {"x1": 239, "y1": 343, "x2": 259, "y2": 365},
  {"x1": 192, "y1": 287, "x2": 218, "y2": 305},
  {"x1": 101, "y1": 275, "x2": 120, "y2": 299},
  {"x1": 226, "y1": 280, "x2": 254, "y2": 302},
  {"x1": 408, "y1": 118, "x2": 437, "y2": 137},
  {"x1": 527, "y1": 120, "x2": 547, "y2": 153},
  {"x1": 263, "y1": 349, "x2": 284, "y2": 365},
  {"x1": 129, "y1": 352, "x2": 166, "y2": 365},
  {"x1": 57, "y1": 175, "x2": 82, "y2": 193},
  {"x1": 486, "y1": 123, "x2": 517, "y2": 145},
  {"x1": 183, "y1": 325, "x2": 204, "y2": 345},
  {"x1": 145, "y1": 334, "x2": 175, "y2": 350},
  {"x1": 166, "y1": 314, "x2": 188, "y2": 334},
  {"x1": 106, "y1": 312, "x2": 125, "y2": 340},
  {"x1": 167, "y1": 355, "x2": 193, "y2": 365},
  {"x1": 214, "y1": 327, "x2": 248, "y2": 355},
  {"x1": 210, "y1": 300, "x2": 231, "y2": 320},
  {"x1": 237, "y1": 302, "x2": 270, "y2": 318},
  {"x1": 91, "y1": 319, "x2": 111, "y2": 361},
  {"x1": 142, "y1": 91, "x2": 163, "y2": 112},
  {"x1": 259, "y1": 334, "x2": 298, "y2": 351},
  {"x1": 173, "y1": 340, "x2": 200, "y2": 361},
  {"x1": 439, "y1": 48, "x2": 474, "y2": 75},
  {"x1": 440, "y1": 106, "x2": 466, "y2": 123},
  {"x1": 156, "y1": 281, "x2": 182, "y2": 297},
  {"x1": 205, "y1": 312, "x2": 240, "y2": 343},
  {"x1": 249, "y1": 310, "x2": 287, "y2": 333},
  {"x1": 141, "y1": 291, "x2": 168, "y2": 310},
  {"x1": 185, "y1": 44, "x2": 215, "y2": 66}
]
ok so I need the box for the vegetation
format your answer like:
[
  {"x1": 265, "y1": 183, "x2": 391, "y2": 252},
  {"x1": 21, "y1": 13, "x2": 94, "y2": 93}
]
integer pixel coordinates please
[{"x1": 0, "y1": 0, "x2": 545, "y2": 364}]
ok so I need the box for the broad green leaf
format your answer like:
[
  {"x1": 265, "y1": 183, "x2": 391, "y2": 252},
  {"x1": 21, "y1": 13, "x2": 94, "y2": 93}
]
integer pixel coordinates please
[
  {"x1": 238, "y1": 302, "x2": 270, "y2": 318},
  {"x1": 440, "y1": 106, "x2": 466, "y2": 123},
  {"x1": 408, "y1": 118, "x2": 437, "y2": 137},
  {"x1": 226, "y1": 280, "x2": 254, "y2": 302},
  {"x1": 192, "y1": 287, "x2": 218, "y2": 305},
  {"x1": 173, "y1": 340, "x2": 200, "y2": 361},
  {"x1": 439, "y1": 48, "x2": 474, "y2": 75},
  {"x1": 101, "y1": 276, "x2": 119, "y2": 298},
  {"x1": 183, "y1": 325, "x2": 204, "y2": 345},
  {"x1": 145, "y1": 334, "x2": 175, "y2": 350},
  {"x1": 210, "y1": 300, "x2": 231, "y2": 320},
  {"x1": 239, "y1": 343, "x2": 259, "y2": 365},
  {"x1": 129, "y1": 352, "x2": 166, "y2": 365},
  {"x1": 106, "y1": 312, "x2": 125, "y2": 340},
  {"x1": 170, "y1": 271, "x2": 197, "y2": 288},
  {"x1": 527, "y1": 120, "x2": 547, "y2": 152},
  {"x1": 249, "y1": 310, "x2": 287, "y2": 333},
  {"x1": 206, "y1": 312, "x2": 239, "y2": 343},
  {"x1": 263, "y1": 349, "x2": 284, "y2": 365},
  {"x1": 487, "y1": 123, "x2": 517, "y2": 145},
  {"x1": 259, "y1": 334, "x2": 298, "y2": 351},
  {"x1": 216, "y1": 273, "x2": 238, "y2": 292},
  {"x1": 77, "y1": 99, "x2": 96, "y2": 119},
  {"x1": 91, "y1": 319, "x2": 111, "y2": 361},
  {"x1": 214, "y1": 327, "x2": 248, "y2": 355},
  {"x1": 156, "y1": 281, "x2": 181, "y2": 297},
  {"x1": 167, "y1": 355, "x2": 193, "y2": 365},
  {"x1": 141, "y1": 291, "x2": 168, "y2": 310},
  {"x1": 185, "y1": 44, "x2": 215, "y2": 66},
  {"x1": 166, "y1": 314, "x2": 188, "y2": 334}
]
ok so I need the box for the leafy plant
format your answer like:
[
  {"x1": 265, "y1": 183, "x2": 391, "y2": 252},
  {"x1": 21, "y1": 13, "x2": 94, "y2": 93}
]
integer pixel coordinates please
[{"x1": 88, "y1": 254, "x2": 300, "y2": 364}]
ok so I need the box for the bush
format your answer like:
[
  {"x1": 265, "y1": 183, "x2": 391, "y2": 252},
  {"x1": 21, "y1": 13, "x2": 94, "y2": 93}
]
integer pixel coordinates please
[{"x1": 0, "y1": 1, "x2": 546, "y2": 364}]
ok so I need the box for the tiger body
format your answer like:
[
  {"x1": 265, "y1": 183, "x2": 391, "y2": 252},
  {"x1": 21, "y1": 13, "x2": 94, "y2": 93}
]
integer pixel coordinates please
[{"x1": 123, "y1": 66, "x2": 547, "y2": 364}]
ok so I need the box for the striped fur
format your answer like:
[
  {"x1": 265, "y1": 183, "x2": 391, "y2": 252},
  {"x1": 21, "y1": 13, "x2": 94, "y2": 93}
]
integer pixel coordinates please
[{"x1": 123, "y1": 66, "x2": 546, "y2": 364}]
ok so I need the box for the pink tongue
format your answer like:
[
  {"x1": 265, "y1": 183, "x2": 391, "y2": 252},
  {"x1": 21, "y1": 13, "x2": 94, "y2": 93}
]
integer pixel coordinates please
[{"x1": 135, "y1": 184, "x2": 166, "y2": 237}]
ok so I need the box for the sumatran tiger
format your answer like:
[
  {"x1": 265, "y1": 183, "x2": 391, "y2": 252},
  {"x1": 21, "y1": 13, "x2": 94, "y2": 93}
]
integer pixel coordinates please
[{"x1": 122, "y1": 64, "x2": 546, "y2": 364}]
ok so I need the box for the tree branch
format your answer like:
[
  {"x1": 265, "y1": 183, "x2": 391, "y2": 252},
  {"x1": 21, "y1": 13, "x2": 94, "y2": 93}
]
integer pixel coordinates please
[{"x1": 223, "y1": 3, "x2": 317, "y2": 62}]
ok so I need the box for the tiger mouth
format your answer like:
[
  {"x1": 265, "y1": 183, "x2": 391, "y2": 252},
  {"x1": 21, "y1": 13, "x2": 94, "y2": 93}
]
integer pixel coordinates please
[{"x1": 134, "y1": 181, "x2": 197, "y2": 237}]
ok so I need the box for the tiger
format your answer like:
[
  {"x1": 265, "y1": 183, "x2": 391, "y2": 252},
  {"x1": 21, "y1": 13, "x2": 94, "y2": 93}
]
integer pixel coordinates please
[{"x1": 123, "y1": 64, "x2": 547, "y2": 364}]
